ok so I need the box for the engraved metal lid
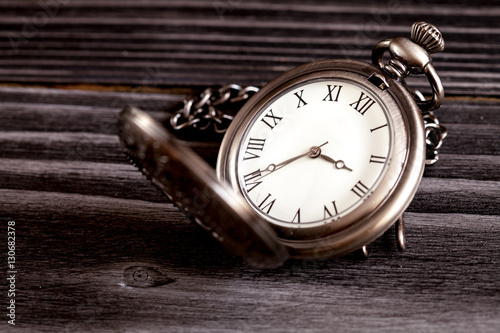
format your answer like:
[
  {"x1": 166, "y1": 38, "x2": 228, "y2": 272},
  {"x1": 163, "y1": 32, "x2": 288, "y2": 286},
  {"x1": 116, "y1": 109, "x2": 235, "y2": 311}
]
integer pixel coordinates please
[{"x1": 118, "y1": 106, "x2": 289, "y2": 268}]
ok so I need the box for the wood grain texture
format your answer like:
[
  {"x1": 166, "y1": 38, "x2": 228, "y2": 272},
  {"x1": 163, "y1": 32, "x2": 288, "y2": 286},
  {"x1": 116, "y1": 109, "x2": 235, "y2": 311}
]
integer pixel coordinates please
[
  {"x1": 0, "y1": 1, "x2": 499, "y2": 332},
  {"x1": 1, "y1": 0, "x2": 500, "y2": 96}
]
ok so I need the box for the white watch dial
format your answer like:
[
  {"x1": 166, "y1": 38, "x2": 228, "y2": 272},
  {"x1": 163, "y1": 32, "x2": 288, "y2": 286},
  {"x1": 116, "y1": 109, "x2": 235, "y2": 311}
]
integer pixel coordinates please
[{"x1": 236, "y1": 79, "x2": 393, "y2": 228}]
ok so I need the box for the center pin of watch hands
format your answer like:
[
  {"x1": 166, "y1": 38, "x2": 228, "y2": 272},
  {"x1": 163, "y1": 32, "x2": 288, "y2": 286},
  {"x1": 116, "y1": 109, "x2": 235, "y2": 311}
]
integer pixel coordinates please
[{"x1": 256, "y1": 141, "x2": 352, "y2": 182}]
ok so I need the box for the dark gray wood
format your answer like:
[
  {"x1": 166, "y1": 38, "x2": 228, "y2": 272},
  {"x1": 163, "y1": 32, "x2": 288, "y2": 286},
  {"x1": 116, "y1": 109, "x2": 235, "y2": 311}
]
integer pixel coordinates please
[
  {"x1": 1, "y1": 189, "x2": 498, "y2": 332},
  {"x1": 0, "y1": 1, "x2": 499, "y2": 332},
  {"x1": 0, "y1": 1, "x2": 499, "y2": 96}
]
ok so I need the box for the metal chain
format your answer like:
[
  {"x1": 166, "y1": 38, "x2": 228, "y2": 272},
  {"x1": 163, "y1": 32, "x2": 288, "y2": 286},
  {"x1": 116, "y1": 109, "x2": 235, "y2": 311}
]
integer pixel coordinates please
[
  {"x1": 170, "y1": 84, "x2": 259, "y2": 134},
  {"x1": 423, "y1": 111, "x2": 447, "y2": 165},
  {"x1": 413, "y1": 91, "x2": 447, "y2": 165},
  {"x1": 170, "y1": 84, "x2": 446, "y2": 165}
]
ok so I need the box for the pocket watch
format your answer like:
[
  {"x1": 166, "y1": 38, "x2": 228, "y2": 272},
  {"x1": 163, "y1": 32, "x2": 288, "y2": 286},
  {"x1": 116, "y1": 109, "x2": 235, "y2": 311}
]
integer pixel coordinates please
[{"x1": 118, "y1": 22, "x2": 447, "y2": 268}]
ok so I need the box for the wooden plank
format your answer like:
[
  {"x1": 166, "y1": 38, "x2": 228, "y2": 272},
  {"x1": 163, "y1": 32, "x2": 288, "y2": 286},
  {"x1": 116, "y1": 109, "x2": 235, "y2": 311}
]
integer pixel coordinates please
[
  {"x1": 423, "y1": 154, "x2": 500, "y2": 181},
  {"x1": 0, "y1": 158, "x2": 168, "y2": 203},
  {"x1": 1, "y1": 156, "x2": 499, "y2": 205},
  {"x1": 1, "y1": 91, "x2": 499, "y2": 134},
  {"x1": 0, "y1": 1, "x2": 498, "y2": 96},
  {"x1": 0, "y1": 189, "x2": 498, "y2": 332},
  {"x1": 0, "y1": 131, "x2": 221, "y2": 165},
  {"x1": 411, "y1": 177, "x2": 499, "y2": 214},
  {"x1": 0, "y1": 86, "x2": 188, "y2": 111},
  {"x1": 1, "y1": 121, "x2": 498, "y2": 163}
]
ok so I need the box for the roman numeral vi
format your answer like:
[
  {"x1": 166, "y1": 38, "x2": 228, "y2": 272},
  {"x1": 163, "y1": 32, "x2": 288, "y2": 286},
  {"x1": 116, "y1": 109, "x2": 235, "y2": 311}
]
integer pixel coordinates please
[{"x1": 323, "y1": 201, "x2": 339, "y2": 219}]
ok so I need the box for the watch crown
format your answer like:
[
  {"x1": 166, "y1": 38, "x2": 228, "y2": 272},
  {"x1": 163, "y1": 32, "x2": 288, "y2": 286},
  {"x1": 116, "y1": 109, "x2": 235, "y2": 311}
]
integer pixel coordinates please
[{"x1": 411, "y1": 22, "x2": 445, "y2": 54}]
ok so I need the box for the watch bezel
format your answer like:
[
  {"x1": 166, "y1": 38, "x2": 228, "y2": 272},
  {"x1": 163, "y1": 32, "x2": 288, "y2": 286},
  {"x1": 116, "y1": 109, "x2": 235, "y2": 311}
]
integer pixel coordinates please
[{"x1": 217, "y1": 59, "x2": 425, "y2": 258}]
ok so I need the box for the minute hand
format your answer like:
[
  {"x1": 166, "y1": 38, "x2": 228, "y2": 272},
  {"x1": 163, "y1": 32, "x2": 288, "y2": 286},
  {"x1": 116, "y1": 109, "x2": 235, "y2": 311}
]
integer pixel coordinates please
[
  {"x1": 320, "y1": 154, "x2": 353, "y2": 172},
  {"x1": 269, "y1": 152, "x2": 309, "y2": 172},
  {"x1": 257, "y1": 141, "x2": 329, "y2": 181}
]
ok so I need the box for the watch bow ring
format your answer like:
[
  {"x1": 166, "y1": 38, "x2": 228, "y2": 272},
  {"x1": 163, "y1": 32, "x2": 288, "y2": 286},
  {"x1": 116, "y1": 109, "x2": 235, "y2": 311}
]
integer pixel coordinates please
[{"x1": 118, "y1": 22, "x2": 447, "y2": 268}]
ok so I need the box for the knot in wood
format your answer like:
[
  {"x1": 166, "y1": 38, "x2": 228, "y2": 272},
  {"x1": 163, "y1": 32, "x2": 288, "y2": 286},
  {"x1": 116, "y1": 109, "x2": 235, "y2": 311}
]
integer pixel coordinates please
[{"x1": 122, "y1": 266, "x2": 175, "y2": 288}]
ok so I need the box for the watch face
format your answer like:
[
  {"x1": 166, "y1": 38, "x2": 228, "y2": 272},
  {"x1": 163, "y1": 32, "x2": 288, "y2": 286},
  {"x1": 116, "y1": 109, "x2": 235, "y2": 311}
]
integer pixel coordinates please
[
  {"x1": 217, "y1": 60, "x2": 425, "y2": 256},
  {"x1": 235, "y1": 78, "x2": 392, "y2": 228}
]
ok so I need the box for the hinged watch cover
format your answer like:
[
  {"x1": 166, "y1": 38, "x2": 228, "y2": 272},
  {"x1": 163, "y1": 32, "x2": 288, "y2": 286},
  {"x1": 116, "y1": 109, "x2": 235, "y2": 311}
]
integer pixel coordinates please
[{"x1": 118, "y1": 106, "x2": 289, "y2": 268}]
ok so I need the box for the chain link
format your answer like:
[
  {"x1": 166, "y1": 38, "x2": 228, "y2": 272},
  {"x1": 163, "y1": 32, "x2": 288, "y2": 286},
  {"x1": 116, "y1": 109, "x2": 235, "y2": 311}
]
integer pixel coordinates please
[
  {"x1": 170, "y1": 84, "x2": 446, "y2": 165},
  {"x1": 170, "y1": 84, "x2": 259, "y2": 134},
  {"x1": 423, "y1": 111, "x2": 447, "y2": 165},
  {"x1": 413, "y1": 90, "x2": 447, "y2": 165}
]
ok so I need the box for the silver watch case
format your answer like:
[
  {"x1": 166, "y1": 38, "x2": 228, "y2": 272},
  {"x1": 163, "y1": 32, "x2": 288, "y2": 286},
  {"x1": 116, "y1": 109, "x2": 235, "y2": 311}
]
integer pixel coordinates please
[{"x1": 217, "y1": 59, "x2": 426, "y2": 259}]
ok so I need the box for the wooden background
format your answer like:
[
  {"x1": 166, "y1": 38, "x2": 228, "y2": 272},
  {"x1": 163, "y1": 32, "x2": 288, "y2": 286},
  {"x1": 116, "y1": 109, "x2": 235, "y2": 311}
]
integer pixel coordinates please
[{"x1": 1, "y1": 0, "x2": 499, "y2": 332}]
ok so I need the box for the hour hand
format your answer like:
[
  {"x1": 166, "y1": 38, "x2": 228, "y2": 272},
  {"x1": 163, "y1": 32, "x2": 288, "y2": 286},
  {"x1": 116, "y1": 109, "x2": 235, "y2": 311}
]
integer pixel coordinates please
[{"x1": 320, "y1": 154, "x2": 353, "y2": 172}]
